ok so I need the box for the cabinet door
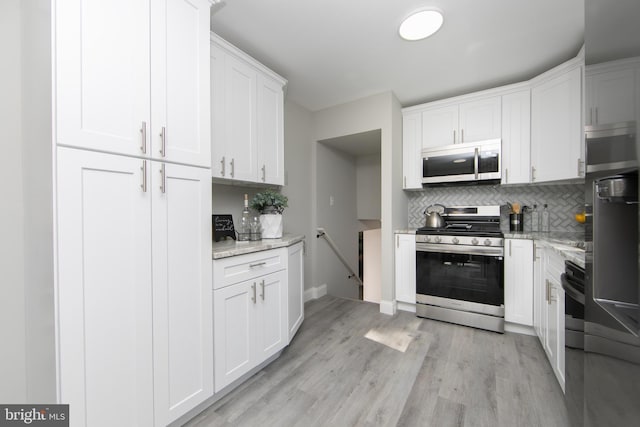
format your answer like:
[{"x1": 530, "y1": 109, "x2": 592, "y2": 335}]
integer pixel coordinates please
[
  {"x1": 421, "y1": 105, "x2": 458, "y2": 147},
  {"x1": 587, "y1": 68, "x2": 636, "y2": 125},
  {"x1": 287, "y1": 242, "x2": 305, "y2": 342},
  {"x1": 504, "y1": 239, "x2": 534, "y2": 326},
  {"x1": 256, "y1": 270, "x2": 288, "y2": 363},
  {"x1": 225, "y1": 54, "x2": 258, "y2": 182},
  {"x1": 402, "y1": 112, "x2": 423, "y2": 189},
  {"x1": 211, "y1": 43, "x2": 226, "y2": 178},
  {"x1": 501, "y1": 90, "x2": 531, "y2": 184},
  {"x1": 150, "y1": 0, "x2": 211, "y2": 167},
  {"x1": 395, "y1": 234, "x2": 416, "y2": 304},
  {"x1": 152, "y1": 162, "x2": 213, "y2": 424},
  {"x1": 531, "y1": 66, "x2": 582, "y2": 182},
  {"x1": 533, "y1": 244, "x2": 545, "y2": 345},
  {"x1": 214, "y1": 281, "x2": 256, "y2": 392},
  {"x1": 458, "y1": 96, "x2": 502, "y2": 143},
  {"x1": 56, "y1": 0, "x2": 150, "y2": 157},
  {"x1": 545, "y1": 277, "x2": 558, "y2": 363},
  {"x1": 56, "y1": 147, "x2": 154, "y2": 427},
  {"x1": 257, "y1": 75, "x2": 285, "y2": 185}
]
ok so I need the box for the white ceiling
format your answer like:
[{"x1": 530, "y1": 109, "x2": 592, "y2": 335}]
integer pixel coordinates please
[
  {"x1": 319, "y1": 129, "x2": 382, "y2": 158},
  {"x1": 210, "y1": 0, "x2": 584, "y2": 112}
]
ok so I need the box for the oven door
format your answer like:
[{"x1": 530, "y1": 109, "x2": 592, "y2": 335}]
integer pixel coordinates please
[{"x1": 416, "y1": 243, "x2": 504, "y2": 312}]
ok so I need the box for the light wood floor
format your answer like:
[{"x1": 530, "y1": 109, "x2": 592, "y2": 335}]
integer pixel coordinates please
[{"x1": 186, "y1": 296, "x2": 569, "y2": 427}]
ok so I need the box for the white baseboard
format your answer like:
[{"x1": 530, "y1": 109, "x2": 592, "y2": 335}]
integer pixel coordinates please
[
  {"x1": 304, "y1": 284, "x2": 327, "y2": 302},
  {"x1": 397, "y1": 301, "x2": 416, "y2": 313},
  {"x1": 505, "y1": 322, "x2": 536, "y2": 336},
  {"x1": 379, "y1": 299, "x2": 397, "y2": 316}
]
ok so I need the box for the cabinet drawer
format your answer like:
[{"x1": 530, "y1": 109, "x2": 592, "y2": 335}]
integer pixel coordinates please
[{"x1": 213, "y1": 248, "x2": 285, "y2": 289}]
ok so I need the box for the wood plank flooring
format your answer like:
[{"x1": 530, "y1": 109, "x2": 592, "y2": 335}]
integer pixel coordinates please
[{"x1": 185, "y1": 296, "x2": 569, "y2": 427}]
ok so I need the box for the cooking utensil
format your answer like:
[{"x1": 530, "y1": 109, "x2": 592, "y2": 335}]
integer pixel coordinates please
[{"x1": 424, "y1": 204, "x2": 446, "y2": 228}]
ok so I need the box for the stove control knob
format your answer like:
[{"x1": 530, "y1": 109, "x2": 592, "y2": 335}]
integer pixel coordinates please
[
  {"x1": 452, "y1": 237, "x2": 459, "y2": 244},
  {"x1": 434, "y1": 236, "x2": 442, "y2": 243},
  {"x1": 484, "y1": 239, "x2": 492, "y2": 246},
  {"x1": 471, "y1": 238, "x2": 479, "y2": 245},
  {"x1": 425, "y1": 236, "x2": 431, "y2": 242}
]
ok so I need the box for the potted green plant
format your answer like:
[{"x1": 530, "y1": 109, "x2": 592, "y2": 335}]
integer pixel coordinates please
[{"x1": 250, "y1": 189, "x2": 288, "y2": 238}]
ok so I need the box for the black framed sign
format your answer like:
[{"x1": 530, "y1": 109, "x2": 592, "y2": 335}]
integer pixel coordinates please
[{"x1": 212, "y1": 214, "x2": 236, "y2": 241}]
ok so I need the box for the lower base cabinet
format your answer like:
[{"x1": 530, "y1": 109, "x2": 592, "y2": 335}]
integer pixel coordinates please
[
  {"x1": 504, "y1": 239, "x2": 534, "y2": 326},
  {"x1": 213, "y1": 243, "x2": 304, "y2": 392},
  {"x1": 534, "y1": 244, "x2": 566, "y2": 392}
]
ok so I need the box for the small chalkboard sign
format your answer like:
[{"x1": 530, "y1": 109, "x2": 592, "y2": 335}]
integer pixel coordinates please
[{"x1": 213, "y1": 214, "x2": 236, "y2": 241}]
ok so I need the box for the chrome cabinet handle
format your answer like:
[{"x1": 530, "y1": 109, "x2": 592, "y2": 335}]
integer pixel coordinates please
[
  {"x1": 590, "y1": 108, "x2": 593, "y2": 125},
  {"x1": 595, "y1": 107, "x2": 598, "y2": 124},
  {"x1": 403, "y1": 176, "x2": 407, "y2": 188},
  {"x1": 250, "y1": 262, "x2": 266, "y2": 268},
  {"x1": 509, "y1": 240, "x2": 512, "y2": 257},
  {"x1": 230, "y1": 158, "x2": 235, "y2": 178},
  {"x1": 140, "y1": 160, "x2": 147, "y2": 192},
  {"x1": 140, "y1": 121, "x2": 147, "y2": 154},
  {"x1": 251, "y1": 282, "x2": 256, "y2": 304},
  {"x1": 461, "y1": 128, "x2": 464, "y2": 143},
  {"x1": 261, "y1": 165, "x2": 266, "y2": 182},
  {"x1": 531, "y1": 166, "x2": 536, "y2": 182},
  {"x1": 160, "y1": 126, "x2": 166, "y2": 157},
  {"x1": 505, "y1": 168, "x2": 509, "y2": 184},
  {"x1": 453, "y1": 129, "x2": 456, "y2": 144},
  {"x1": 260, "y1": 280, "x2": 265, "y2": 301},
  {"x1": 160, "y1": 163, "x2": 166, "y2": 194},
  {"x1": 220, "y1": 156, "x2": 225, "y2": 176}
]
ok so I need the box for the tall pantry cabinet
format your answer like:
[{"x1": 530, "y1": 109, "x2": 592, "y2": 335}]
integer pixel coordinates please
[{"x1": 54, "y1": 1, "x2": 215, "y2": 426}]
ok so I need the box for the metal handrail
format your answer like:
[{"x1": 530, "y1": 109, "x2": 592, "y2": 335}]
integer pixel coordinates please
[{"x1": 316, "y1": 227, "x2": 363, "y2": 286}]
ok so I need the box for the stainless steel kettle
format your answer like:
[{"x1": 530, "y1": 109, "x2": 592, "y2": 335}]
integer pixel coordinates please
[{"x1": 424, "y1": 204, "x2": 446, "y2": 228}]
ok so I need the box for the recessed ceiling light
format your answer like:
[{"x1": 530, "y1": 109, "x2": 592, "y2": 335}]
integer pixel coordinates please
[{"x1": 399, "y1": 10, "x2": 444, "y2": 41}]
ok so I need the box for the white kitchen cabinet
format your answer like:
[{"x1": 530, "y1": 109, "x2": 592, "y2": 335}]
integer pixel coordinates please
[
  {"x1": 395, "y1": 234, "x2": 416, "y2": 307},
  {"x1": 56, "y1": 0, "x2": 211, "y2": 167},
  {"x1": 151, "y1": 162, "x2": 213, "y2": 425},
  {"x1": 533, "y1": 243, "x2": 545, "y2": 344},
  {"x1": 56, "y1": 148, "x2": 214, "y2": 427},
  {"x1": 585, "y1": 66, "x2": 636, "y2": 126},
  {"x1": 287, "y1": 242, "x2": 305, "y2": 342},
  {"x1": 257, "y1": 74, "x2": 285, "y2": 185},
  {"x1": 210, "y1": 33, "x2": 286, "y2": 185},
  {"x1": 504, "y1": 239, "x2": 534, "y2": 326},
  {"x1": 402, "y1": 112, "x2": 423, "y2": 189},
  {"x1": 56, "y1": 147, "x2": 155, "y2": 427},
  {"x1": 213, "y1": 248, "x2": 290, "y2": 392},
  {"x1": 421, "y1": 97, "x2": 501, "y2": 147},
  {"x1": 531, "y1": 64, "x2": 583, "y2": 182},
  {"x1": 501, "y1": 89, "x2": 531, "y2": 184}
]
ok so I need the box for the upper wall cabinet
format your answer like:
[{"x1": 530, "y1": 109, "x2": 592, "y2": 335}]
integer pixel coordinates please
[
  {"x1": 585, "y1": 59, "x2": 639, "y2": 126},
  {"x1": 501, "y1": 89, "x2": 531, "y2": 185},
  {"x1": 531, "y1": 61, "x2": 583, "y2": 183},
  {"x1": 211, "y1": 33, "x2": 287, "y2": 186},
  {"x1": 56, "y1": 0, "x2": 211, "y2": 168},
  {"x1": 421, "y1": 96, "x2": 501, "y2": 148}
]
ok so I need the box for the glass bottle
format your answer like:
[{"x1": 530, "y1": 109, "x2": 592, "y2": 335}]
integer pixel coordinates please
[
  {"x1": 250, "y1": 213, "x2": 262, "y2": 241},
  {"x1": 238, "y1": 194, "x2": 251, "y2": 241},
  {"x1": 531, "y1": 204, "x2": 539, "y2": 232},
  {"x1": 541, "y1": 203, "x2": 550, "y2": 232}
]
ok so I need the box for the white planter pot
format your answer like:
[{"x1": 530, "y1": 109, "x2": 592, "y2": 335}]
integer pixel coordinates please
[{"x1": 260, "y1": 214, "x2": 283, "y2": 239}]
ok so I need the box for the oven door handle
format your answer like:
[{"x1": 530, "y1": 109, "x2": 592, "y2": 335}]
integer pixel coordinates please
[
  {"x1": 561, "y1": 273, "x2": 585, "y2": 305},
  {"x1": 416, "y1": 243, "x2": 504, "y2": 257}
]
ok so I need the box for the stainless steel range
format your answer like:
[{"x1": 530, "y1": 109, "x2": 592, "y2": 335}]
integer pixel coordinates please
[{"x1": 415, "y1": 205, "x2": 505, "y2": 333}]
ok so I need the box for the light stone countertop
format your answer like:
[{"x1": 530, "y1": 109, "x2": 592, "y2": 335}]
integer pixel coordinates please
[{"x1": 212, "y1": 234, "x2": 305, "y2": 259}]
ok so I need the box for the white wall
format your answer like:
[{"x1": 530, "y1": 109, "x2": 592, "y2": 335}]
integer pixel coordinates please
[
  {"x1": 316, "y1": 143, "x2": 360, "y2": 299},
  {"x1": 0, "y1": 0, "x2": 27, "y2": 404},
  {"x1": 356, "y1": 153, "x2": 381, "y2": 220},
  {"x1": 21, "y1": 0, "x2": 55, "y2": 402},
  {"x1": 312, "y1": 92, "x2": 406, "y2": 312}
]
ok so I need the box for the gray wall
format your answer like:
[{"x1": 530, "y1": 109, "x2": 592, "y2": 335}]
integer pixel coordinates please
[
  {"x1": 0, "y1": 0, "x2": 27, "y2": 403},
  {"x1": 407, "y1": 183, "x2": 585, "y2": 233},
  {"x1": 316, "y1": 143, "x2": 361, "y2": 299},
  {"x1": 0, "y1": 0, "x2": 55, "y2": 403},
  {"x1": 356, "y1": 153, "x2": 381, "y2": 220}
]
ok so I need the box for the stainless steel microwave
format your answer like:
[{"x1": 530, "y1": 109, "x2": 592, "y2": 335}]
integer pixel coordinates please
[{"x1": 421, "y1": 139, "x2": 501, "y2": 185}]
